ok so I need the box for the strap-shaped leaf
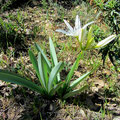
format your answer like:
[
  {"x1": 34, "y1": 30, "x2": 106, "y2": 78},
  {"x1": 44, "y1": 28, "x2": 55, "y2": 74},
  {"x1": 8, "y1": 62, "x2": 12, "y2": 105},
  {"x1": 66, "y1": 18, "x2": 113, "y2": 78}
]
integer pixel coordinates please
[
  {"x1": 41, "y1": 53, "x2": 49, "y2": 89},
  {"x1": 38, "y1": 53, "x2": 46, "y2": 89},
  {"x1": 87, "y1": 26, "x2": 93, "y2": 41},
  {"x1": 49, "y1": 37, "x2": 58, "y2": 65},
  {"x1": 35, "y1": 43, "x2": 51, "y2": 73},
  {"x1": 70, "y1": 71, "x2": 91, "y2": 89},
  {"x1": 85, "y1": 26, "x2": 94, "y2": 50},
  {"x1": 48, "y1": 62, "x2": 64, "y2": 92},
  {"x1": 0, "y1": 69, "x2": 43, "y2": 94},
  {"x1": 65, "y1": 51, "x2": 83, "y2": 85},
  {"x1": 85, "y1": 37, "x2": 94, "y2": 50},
  {"x1": 29, "y1": 50, "x2": 40, "y2": 78},
  {"x1": 49, "y1": 37, "x2": 60, "y2": 82},
  {"x1": 63, "y1": 85, "x2": 88, "y2": 99},
  {"x1": 49, "y1": 81, "x2": 64, "y2": 96},
  {"x1": 70, "y1": 64, "x2": 99, "y2": 89}
]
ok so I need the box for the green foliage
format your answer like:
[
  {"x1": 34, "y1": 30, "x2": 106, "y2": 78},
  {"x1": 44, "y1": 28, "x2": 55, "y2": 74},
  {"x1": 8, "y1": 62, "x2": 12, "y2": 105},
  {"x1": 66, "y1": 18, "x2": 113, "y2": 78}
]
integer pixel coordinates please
[
  {"x1": 0, "y1": 38, "x2": 64, "y2": 99},
  {"x1": 0, "y1": 10, "x2": 27, "y2": 53},
  {"x1": 41, "y1": 0, "x2": 48, "y2": 9},
  {"x1": 0, "y1": 17, "x2": 25, "y2": 51},
  {"x1": 61, "y1": 57, "x2": 98, "y2": 99},
  {"x1": 0, "y1": 69, "x2": 43, "y2": 94},
  {"x1": 93, "y1": 25, "x2": 106, "y2": 42},
  {"x1": 104, "y1": 0, "x2": 120, "y2": 34},
  {"x1": 93, "y1": 0, "x2": 120, "y2": 68},
  {"x1": 35, "y1": 38, "x2": 98, "y2": 99},
  {"x1": 0, "y1": 37, "x2": 97, "y2": 99},
  {"x1": 94, "y1": 0, "x2": 105, "y2": 9},
  {"x1": 29, "y1": 38, "x2": 64, "y2": 98}
]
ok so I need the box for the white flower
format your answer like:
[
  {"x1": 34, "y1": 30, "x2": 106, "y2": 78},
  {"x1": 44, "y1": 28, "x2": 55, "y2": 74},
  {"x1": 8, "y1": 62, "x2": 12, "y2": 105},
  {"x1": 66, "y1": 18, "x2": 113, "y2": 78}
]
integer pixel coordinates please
[
  {"x1": 95, "y1": 35, "x2": 116, "y2": 48},
  {"x1": 78, "y1": 26, "x2": 116, "y2": 50},
  {"x1": 56, "y1": 15, "x2": 94, "y2": 37}
]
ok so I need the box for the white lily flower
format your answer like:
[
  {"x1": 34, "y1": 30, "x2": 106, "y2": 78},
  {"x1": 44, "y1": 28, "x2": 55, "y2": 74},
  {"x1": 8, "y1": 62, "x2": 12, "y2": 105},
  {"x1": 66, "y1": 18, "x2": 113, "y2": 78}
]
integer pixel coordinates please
[
  {"x1": 56, "y1": 15, "x2": 94, "y2": 37},
  {"x1": 95, "y1": 35, "x2": 116, "y2": 48}
]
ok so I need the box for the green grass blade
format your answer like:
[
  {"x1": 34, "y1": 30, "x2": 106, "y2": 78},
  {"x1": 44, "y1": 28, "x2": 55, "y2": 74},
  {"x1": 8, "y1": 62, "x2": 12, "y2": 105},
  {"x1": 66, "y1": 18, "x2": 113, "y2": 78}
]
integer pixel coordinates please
[
  {"x1": 29, "y1": 50, "x2": 40, "y2": 78},
  {"x1": 0, "y1": 69, "x2": 43, "y2": 94},
  {"x1": 63, "y1": 85, "x2": 88, "y2": 99},
  {"x1": 49, "y1": 37, "x2": 60, "y2": 82},
  {"x1": 65, "y1": 51, "x2": 83, "y2": 85},
  {"x1": 48, "y1": 62, "x2": 64, "y2": 92},
  {"x1": 38, "y1": 53, "x2": 46, "y2": 89},
  {"x1": 35, "y1": 43, "x2": 51, "y2": 73}
]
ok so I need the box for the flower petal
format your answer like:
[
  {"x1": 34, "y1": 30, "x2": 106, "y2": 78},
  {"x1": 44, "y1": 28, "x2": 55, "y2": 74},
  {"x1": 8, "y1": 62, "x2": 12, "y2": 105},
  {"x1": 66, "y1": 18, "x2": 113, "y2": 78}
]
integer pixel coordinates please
[
  {"x1": 82, "y1": 21, "x2": 94, "y2": 29},
  {"x1": 64, "y1": 19, "x2": 73, "y2": 32},
  {"x1": 56, "y1": 29, "x2": 69, "y2": 35},
  {"x1": 95, "y1": 35, "x2": 116, "y2": 48},
  {"x1": 72, "y1": 28, "x2": 81, "y2": 36},
  {"x1": 75, "y1": 15, "x2": 81, "y2": 30},
  {"x1": 56, "y1": 29, "x2": 74, "y2": 36}
]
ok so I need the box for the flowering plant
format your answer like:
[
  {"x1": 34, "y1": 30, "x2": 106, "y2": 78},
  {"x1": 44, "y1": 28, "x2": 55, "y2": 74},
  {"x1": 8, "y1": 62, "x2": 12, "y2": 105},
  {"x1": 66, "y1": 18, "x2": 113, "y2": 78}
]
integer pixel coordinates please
[{"x1": 56, "y1": 15, "x2": 116, "y2": 51}]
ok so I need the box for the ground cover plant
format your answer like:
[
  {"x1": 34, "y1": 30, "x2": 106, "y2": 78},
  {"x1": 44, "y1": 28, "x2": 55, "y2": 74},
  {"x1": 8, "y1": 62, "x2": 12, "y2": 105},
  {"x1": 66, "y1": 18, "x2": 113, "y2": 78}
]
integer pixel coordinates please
[
  {"x1": 0, "y1": 11, "x2": 27, "y2": 55},
  {"x1": 0, "y1": 0, "x2": 120, "y2": 120},
  {"x1": 91, "y1": 0, "x2": 120, "y2": 71}
]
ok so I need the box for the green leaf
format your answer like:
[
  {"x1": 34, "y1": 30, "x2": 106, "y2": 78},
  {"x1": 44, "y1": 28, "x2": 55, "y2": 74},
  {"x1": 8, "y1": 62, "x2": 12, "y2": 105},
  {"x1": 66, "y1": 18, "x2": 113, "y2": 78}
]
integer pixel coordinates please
[
  {"x1": 63, "y1": 85, "x2": 88, "y2": 99},
  {"x1": 35, "y1": 43, "x2": 51, "y2": 73},
  {"x1": 38, "y1": 53, "x2": 46, "y2": 89},
  {"x1": 49, "y1": 37, "x2": 58, "y2": 65},
  {"x1": 49, "y1": 81, "x2": 64, "y2": 96},
  {"x1": 49, "y1": 37, "x2": 60, "y2": 82},
  {"x1": 70, "y1": 71, "x2": 91, "y2": 89},
  {"x1": 65, "y1": 52, "x2": 83, "y2": 85},
  {"x1": 85, "y1": 26, "x2": 94, "y2": 49},
  {"x1": 48, "y1": 62, "x2": 64, "y2": 92},
  {"x1": 0, "y1": 69, "x2": 43, "y2": 94},
  {"x1": 29, "y1": 50, "x2": 40, "y2": 78},
  {"x1": 87, "y1": 26, "x2": 93, "y2": 41},
  {"x1": 41, "y1": 53, "x2": 49, "y2": 89},
  {"x1": 70, "y1": 64, "x2": 99, "y2": 89}
]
